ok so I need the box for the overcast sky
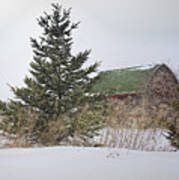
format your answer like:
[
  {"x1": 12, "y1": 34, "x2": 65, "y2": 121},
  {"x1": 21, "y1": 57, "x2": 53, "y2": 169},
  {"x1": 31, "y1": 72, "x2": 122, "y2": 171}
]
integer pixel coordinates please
[{"x1": 0, "y1": 0, "x2": 179, "y2": 100}]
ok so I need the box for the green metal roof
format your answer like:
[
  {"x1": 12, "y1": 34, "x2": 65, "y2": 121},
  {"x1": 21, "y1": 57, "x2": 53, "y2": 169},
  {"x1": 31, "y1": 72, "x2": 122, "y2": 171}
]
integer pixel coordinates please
[{"x1": 91, "y1": 64, "x2": 160, "y2": 94}]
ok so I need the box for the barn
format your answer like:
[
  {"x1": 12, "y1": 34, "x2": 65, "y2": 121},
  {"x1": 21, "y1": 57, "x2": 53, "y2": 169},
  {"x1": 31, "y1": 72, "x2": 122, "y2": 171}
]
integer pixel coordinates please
[{"x1": 91, "y1": 64, "x2": 178, "y2": 104}]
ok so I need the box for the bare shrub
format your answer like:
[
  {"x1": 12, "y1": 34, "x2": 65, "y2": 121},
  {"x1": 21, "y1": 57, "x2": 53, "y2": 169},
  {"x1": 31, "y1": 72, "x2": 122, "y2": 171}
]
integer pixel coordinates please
[
  {"x1": 93, "y1": 127, "x2": 172, "y2": 151},
  {"x1": 106, "y1": 97, "x2": 175, "y2": 129},
  {"x1": 91, "y1": 96, "x2": 175, "y2": 151}
]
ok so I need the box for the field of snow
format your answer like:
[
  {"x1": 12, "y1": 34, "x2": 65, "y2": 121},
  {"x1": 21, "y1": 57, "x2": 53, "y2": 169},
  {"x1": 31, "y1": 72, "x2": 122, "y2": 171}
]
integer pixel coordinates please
[{"x1": 0, "y1": 146, "x2": 178, "y2": 180}]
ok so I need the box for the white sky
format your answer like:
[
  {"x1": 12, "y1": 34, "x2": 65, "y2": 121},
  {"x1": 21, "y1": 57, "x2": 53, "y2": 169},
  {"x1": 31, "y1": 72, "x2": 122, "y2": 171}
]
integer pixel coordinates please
[{"x1": 0, "y1": 0, "x2": 179, "y2": 100}]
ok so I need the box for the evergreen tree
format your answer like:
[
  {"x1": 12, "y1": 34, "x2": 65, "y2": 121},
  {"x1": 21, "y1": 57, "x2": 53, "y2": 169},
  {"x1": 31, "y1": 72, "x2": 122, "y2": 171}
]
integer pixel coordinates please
[
  {"x1": 167, "y1": 119, "x2": 179, "y2": 150},
  {"x1": 0, "y1": 3, "x2": 103, "y2": 144},
  {"x1": 166, "y1": 87, "x2": 179, "y2": 150}
]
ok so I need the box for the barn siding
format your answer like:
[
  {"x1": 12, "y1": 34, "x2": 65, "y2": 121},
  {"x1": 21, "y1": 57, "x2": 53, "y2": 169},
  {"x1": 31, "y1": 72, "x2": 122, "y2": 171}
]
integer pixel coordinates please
[{"x1": 146, "y1": 64, "x2": 178, "y2": 103}]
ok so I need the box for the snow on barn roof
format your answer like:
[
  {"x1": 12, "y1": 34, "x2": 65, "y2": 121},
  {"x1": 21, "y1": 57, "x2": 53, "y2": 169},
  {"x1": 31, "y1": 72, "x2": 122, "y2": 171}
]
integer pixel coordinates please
[{"x1": 91, "y1": 64, "x2": 161, "y2": 94}]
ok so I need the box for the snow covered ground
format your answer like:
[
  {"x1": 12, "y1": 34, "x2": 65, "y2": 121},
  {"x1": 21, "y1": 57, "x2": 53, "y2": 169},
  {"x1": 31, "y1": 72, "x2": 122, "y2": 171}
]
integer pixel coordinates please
[
  {"x1": 92, "y1": 128, "x2": 173, "y2": 151},
  {"x1": 0, "y1": 146, "x2": 178, "y2": 180}
]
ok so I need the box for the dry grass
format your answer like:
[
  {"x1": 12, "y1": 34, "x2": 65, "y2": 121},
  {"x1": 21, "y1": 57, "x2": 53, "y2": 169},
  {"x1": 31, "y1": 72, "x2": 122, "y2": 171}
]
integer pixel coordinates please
[
  {"x1": 0, "y1": 96, "x2": 176, "y2": 151},
  {"x1": 106, "y1": 97, "x2": 174, "y2": 129},
  {"x1": 90, "y1": 97, "x2": 176, "y2": 151}
]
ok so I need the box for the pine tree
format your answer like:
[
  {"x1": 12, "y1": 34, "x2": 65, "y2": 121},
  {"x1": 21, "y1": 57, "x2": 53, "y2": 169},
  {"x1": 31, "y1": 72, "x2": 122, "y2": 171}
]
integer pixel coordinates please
[
  {"x1": 0, "y1": 3, "x2": 103, "y2": 144},
  {"x1": 167, "y1": 120, "x2": 179, "y2": 150},
  {"x1": 166, "y1": 87, "x2": 179, "y2": 150}
]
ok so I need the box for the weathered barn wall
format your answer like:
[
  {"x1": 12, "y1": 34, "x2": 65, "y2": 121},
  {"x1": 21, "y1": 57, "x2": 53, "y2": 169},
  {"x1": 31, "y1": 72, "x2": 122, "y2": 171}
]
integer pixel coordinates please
[{"x1": 146, "y1": 64, "x2": 178, "y2": 104}]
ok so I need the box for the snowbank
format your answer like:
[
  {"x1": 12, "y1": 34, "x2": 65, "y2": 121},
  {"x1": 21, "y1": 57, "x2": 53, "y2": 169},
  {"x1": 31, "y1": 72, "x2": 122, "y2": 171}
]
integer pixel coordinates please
[{"x1": 0, "y1": 146, "x2": 178, "y2": 180}]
